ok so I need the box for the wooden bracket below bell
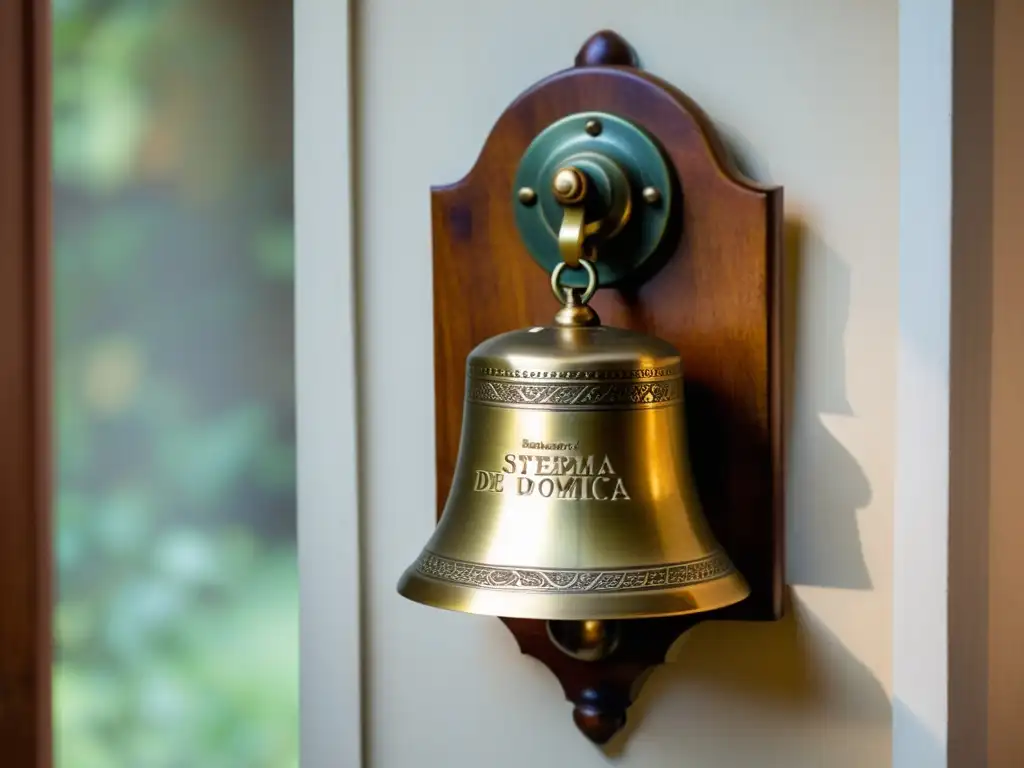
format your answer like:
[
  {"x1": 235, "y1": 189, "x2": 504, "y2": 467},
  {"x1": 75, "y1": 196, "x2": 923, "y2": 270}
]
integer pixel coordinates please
[{"x1": 429, "y1": 29, "x2": 784, "y2": 745}]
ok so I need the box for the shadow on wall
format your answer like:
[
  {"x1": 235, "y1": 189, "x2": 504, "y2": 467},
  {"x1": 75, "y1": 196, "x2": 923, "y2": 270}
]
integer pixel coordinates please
[
  {"x1": 893, "y1": 698, "x2": 946, "y2": 767},
  {"x1": 783, "y1": 220, "x2": 873, "y2": 590},
  {"x1": 601, "y1": 593, "x2": 892, "y2": 766},
  {"x1": 577, "y1": 131, "x2": 888, "y2": 764},
  {"x1": 721, "y1": 124, "x2": 873, "y2": 591}
]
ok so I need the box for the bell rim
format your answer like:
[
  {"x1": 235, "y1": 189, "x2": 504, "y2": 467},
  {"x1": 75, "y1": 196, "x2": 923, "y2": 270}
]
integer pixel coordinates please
[{"x1": 396, "y1": 564, "x2": 751, "y2": 621}]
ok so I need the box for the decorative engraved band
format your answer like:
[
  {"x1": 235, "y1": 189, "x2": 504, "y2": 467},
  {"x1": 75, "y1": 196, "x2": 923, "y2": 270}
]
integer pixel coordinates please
[
  {"x1": 469, "y1": 364, "x2": 681, "y2": 381},
  {"x1": 466, "y1": 378, "x2": 682, "y2": 408},
  {"x1": 415, "y1": 551, "x2": 734, "y2": 593}
]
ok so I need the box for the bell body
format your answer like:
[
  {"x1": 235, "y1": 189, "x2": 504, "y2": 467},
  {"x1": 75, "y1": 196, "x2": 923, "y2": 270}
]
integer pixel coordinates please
[{"x1": 398, "y1": 322, "x2": 750, "y2": 620}]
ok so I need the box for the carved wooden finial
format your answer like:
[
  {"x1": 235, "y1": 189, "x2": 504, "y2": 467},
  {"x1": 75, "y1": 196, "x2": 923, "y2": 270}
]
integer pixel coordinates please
[
  {"x1": 574, "y1": 30, "x2": 639, "y2": 68},
  {"x1": 572, "y1": 687, "x2": 628, "y2": 745}
]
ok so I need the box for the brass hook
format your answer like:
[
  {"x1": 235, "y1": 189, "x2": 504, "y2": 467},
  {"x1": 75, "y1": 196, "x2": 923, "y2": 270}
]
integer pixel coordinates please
[
  {"x1": 552, "y1": 166, "x2": 594, "y2": 268},
  {"x1": 558, "y1": 207, "x2": 587, "y2": 268}
]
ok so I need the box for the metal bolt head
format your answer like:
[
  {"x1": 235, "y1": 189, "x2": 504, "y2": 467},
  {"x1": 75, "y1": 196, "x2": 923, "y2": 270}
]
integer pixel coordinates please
[
  {"x1": 517, "y1": 187, "x2": 537, "y2": 206},
  {"x1": 552, "y1": 167, "x2": 588, "y2": 205},
  {"x1": 642, "y1": 186, "x2": 661, "y2": 205},
  {"x1": 584, "y1": 119, "x2": 602, "y2": 137}
]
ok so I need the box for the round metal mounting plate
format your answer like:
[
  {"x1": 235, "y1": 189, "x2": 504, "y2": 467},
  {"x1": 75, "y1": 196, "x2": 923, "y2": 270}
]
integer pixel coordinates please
[{"x1": 512, "y1": 112, "x2": 674, "y2": 288}]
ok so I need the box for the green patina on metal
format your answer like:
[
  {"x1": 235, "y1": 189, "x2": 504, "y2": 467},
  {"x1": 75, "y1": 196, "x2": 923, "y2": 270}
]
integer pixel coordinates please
[{"x1": 512, "y1": 112, "x2": 675, "y2": 288}]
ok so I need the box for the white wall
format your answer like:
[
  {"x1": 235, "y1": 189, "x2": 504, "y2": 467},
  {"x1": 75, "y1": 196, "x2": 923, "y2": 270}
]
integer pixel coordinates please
[
  {"x1": 894, "y1": 0, "x2": 954, "y2": 763},
  {"x1": 353, "y1": 2, "x2": 898, "y2": 767},
  {"x1": 295, "y1": 2, "x2": 361, "y2": 766}
]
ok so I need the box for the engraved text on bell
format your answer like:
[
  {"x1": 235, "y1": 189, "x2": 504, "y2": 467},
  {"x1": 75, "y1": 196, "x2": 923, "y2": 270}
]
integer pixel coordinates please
[{"x1": 472, "y1": 450, "x2": 631, "y2": 501}]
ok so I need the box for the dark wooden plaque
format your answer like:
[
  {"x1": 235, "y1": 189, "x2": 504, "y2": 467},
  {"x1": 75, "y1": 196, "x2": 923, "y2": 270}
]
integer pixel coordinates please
[{"x1": 431, "y1": 31, "x2": 783, "y2": 744}]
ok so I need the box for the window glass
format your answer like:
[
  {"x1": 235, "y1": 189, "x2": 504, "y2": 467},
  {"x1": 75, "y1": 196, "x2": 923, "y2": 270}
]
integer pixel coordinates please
[{"x1": 53, "y1": 2, "x2": 297, "y2": 766}]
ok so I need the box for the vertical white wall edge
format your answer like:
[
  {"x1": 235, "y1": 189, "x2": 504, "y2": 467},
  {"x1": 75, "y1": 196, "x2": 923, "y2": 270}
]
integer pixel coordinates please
[
  {"x1": 895, "y1": 0, "x2": 954, "y2": 765},
  {"x1": 295, "y1": 1, "x2": 363, "y2": 767}
]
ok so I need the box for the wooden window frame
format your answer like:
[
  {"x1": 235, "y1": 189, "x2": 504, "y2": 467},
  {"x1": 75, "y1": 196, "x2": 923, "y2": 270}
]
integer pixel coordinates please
[{"x1": 0, "y1": 0, "x2": 52, "y2": 764}]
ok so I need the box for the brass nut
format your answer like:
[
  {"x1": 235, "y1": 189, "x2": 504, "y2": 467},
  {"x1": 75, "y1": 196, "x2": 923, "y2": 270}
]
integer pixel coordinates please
[
  {"x1": 517, "y1": 187, "x2": 538, "y2": 206},
  {"x1": 552, "y1": 167, "x2": 588, "y2": 205},
  {"x1": 642, "y1": 186, "x2": 661, "y2": 205}
]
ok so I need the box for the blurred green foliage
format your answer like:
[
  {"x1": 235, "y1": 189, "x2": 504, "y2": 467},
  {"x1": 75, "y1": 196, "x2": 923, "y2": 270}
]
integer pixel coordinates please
[{"x1": 53, "y1": 1, "x2": 297, "y2": 766}]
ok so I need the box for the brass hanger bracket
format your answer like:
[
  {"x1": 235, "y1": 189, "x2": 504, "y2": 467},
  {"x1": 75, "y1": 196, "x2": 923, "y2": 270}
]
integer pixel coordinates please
[{"x1": 513, "y1": 112, "x2": 674, "y2": 288}]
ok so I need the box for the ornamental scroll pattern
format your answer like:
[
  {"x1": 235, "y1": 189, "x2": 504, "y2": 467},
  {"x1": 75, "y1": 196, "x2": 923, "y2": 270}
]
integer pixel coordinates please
[
  {"x1": 468, "y1": 365, "x2": 681, "y2": 380},
  {"x1": 415, "y1": 551, "x2": 734, "y2": 593},
  {"x1": 467, "y1": 378, "x2": 681, "y2": 407}
]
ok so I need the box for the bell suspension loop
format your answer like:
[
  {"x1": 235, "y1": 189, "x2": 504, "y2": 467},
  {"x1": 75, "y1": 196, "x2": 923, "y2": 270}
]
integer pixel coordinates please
[
  {"x1": 550, "y1": 166, "x2": 602, "y2": 329},
  {"x1": 551, "y1": 247, "x2": 601, "y2": 329}
]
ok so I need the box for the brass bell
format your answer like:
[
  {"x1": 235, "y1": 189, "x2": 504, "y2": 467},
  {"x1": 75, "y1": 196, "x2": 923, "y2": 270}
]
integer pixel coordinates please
[{"x1": 398, "y1": 258, "x2": 749, "y2": 622}]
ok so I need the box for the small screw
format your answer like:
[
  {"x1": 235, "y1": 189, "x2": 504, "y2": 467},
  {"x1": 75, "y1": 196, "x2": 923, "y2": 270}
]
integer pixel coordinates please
[
  {"x1": 517, "y1": 187, "x2": 537, "y2": 206},
  {"x1": 585, "y1": 119, "x2": 602, "y2": 137},
  {"x1": 642, "y1": 186, "x2": 661, "y2": 205}
]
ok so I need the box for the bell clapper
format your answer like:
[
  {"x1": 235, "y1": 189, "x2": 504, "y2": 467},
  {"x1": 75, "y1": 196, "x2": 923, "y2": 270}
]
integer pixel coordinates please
[{"x1": 547, "y1": 619, "x2": 621, "y2": 662}]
